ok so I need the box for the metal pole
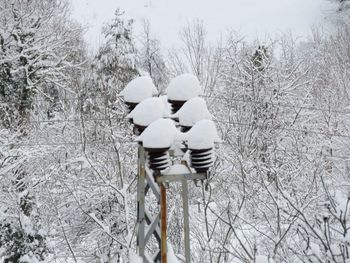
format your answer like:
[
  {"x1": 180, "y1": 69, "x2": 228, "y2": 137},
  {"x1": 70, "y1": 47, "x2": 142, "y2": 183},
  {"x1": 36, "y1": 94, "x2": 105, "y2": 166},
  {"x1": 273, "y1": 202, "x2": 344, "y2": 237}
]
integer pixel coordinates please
[
  {"x1": 160, "y1": 183, "x2": 167, "y2": 263},
  {"x1": 182, "y1": 179, "x2": 191, "y2": 263},
  {"x1": 137, "y1": 145, "x2": 146, "y2": 261}
]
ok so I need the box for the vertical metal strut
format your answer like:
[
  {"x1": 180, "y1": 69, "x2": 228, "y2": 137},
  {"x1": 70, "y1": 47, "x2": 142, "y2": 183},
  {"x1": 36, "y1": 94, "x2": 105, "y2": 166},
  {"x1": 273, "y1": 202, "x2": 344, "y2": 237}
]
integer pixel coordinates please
[
  {"x1": 137, "y1": 145, "x2": 161, "y2": 263},
  {"x1": 182, "y1": 179, "x2": 191, "y2": 263},
  {"x1": 137, "y1": 145, "x2": 146, "y2": 259},
  {"x1": 160, "y1": 183, "x2": 167, "y2": 263}
]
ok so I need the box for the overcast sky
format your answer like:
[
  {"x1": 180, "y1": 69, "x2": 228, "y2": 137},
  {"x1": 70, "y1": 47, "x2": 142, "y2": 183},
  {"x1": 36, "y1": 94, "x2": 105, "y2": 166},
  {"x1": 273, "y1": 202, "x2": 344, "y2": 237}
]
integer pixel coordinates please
[{"x1": 70, "y1": 0, "x2": 336, "y2": 51}]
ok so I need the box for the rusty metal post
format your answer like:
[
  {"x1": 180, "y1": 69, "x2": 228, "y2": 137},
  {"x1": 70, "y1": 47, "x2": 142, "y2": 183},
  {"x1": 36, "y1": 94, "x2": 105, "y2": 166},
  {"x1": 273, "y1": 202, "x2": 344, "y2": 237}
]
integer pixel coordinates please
[{"x1": 160, "y1": 183, "x2": 167, "y2": 263}]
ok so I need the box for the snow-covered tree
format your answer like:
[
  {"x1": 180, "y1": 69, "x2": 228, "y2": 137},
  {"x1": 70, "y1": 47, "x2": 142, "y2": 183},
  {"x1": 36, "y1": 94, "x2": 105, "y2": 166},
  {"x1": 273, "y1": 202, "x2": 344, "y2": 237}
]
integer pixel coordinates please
[
  {"x1": 0, "y1": 0, "x2": 84, "y2": 128},
  {"x1": 0, "y1": 0, "x2": 85, "y2": 262},
  {"x1": 1, "y1": 4, "x2": 350, "y2": 263},
  {"x1": 95, "y1": 8, "x2": 138, "y2": 98},
  {"x1": 168, "y1": 20, "x2": 224, "y2": 94},
  {"x1": 137, "y1": 20, "x2": 168, "y2": 92}
]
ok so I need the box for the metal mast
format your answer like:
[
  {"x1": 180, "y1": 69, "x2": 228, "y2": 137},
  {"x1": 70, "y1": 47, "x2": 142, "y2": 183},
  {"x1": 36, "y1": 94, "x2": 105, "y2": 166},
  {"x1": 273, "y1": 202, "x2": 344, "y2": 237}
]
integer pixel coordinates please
[{"x1": 136, "y1": 145, "x2": 161, "y2": 263}]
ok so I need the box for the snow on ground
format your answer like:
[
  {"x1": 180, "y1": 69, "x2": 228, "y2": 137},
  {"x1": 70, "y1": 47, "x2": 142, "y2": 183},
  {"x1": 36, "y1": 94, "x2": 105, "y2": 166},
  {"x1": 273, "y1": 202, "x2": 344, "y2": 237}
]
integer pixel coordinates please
[
  {"x1": 129, "y1": 253, "x2": 143, "y2": 263},
  {"x1": 127, "y1": 97, "x2": 169, "y2": 126},
  {"x1": 256, "y1": 255, "x2": 274, "y2": 263},
  {"x1": 119, "y1": 76, "x2": 158, "y2": 103},
  {"x1": 19, "y1": 254, "x2": 40, "y2": 263},
  {"x1": 136, "y1": 118, "x2": 178, "y2": 148},
  {"x1": 173, "y1": 97, "x2": 212, "y2": 127},
  {"x1": 166, "y1": 74, "x2": 202, "y2": 101},
  {"x1": 167, "y1": 243, "x2": 179, "y2": 263},
  {"x1": 335, "y1": 190, "x2": 350, "y2": 217},
  {"x1": 159, "y1": 95, "x2": 172, "y2": 116}
]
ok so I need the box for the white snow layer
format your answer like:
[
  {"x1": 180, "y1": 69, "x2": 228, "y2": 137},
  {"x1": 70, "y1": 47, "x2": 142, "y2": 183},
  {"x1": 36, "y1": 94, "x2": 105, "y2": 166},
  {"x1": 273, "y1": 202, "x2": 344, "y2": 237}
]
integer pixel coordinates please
[
  {"x1": 136, "y1": 118, "x2": 178, "y2": 148},
  {"x1": 167, "y1": 243, "x2": 179, "y2": 263},
  {"x1": 127, "y1": 97, "x2": 170, "y2": 126},
  {"x1": 173, "y1": 97, "x2": 212, "y2": 127},
  {"x1": 19, "y1": 254, "x2": 40, "y2": 263},
  {"x1": 335, "y1": 190, "x2": 349, "y2": 217},
  {"x1": 169, "y1": 130, "x2": 189, "y2": 156},
  {"x1": 129, "y1": 253, "x2": 143, "y2": 263},
  {"x1": 187, "y1": 119, "x2": 221, "y2": 149},
  {"x1": 119, "y1": 76, "x2": 158, "y2": 103},
  {"x1": 160, "y1": 95, "x2": 172, "y2": 116},
  {"x1": 163, "y1": 164, "x2": 191, "y2": 175},
  {"x1": 166, "y1": 73, "x2": 202, "y2": 101},
  {"x1": 256, "y1": 255, "x2": 274, "y2": 263},
  {"x1": 20, "y1": 213, "x2": 35, "y2": 236}
]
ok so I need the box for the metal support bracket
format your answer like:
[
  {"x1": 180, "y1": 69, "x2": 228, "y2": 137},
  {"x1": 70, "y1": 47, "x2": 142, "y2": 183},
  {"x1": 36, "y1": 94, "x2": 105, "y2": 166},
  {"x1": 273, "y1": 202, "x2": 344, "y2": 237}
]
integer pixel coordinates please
[
  {"x1": 137, "y1": 146, "x2": 207, "y2": 263},
  {"x1": 156, "y1": 173, "x2": 206, "y2": 183},
  {"x1": 137, "y1": 146, "x2": 161, "y2": 263}
]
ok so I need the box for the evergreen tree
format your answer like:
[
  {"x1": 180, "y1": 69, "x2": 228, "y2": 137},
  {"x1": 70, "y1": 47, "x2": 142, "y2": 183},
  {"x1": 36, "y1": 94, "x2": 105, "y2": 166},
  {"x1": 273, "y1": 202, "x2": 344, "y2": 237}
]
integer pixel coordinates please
[{"x1": 95, "y1": 8, "x2": 138, "y2": 99}]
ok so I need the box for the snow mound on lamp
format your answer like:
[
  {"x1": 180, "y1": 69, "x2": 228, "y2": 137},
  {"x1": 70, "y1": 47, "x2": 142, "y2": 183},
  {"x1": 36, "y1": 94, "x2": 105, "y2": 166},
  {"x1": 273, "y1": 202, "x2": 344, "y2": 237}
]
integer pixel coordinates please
[
  {"x1": 166, "y1": 74, "x2": 202, "y2": 114},
  {"x1": 136, "y1": 118, "x2": 178, "y2": 148},
  {"x1": 186, "y1": 120, "x2": 221, "y2": 173},
  {"x1": 187, "y1": 119, "x2": 220, "y2": 149},
  {"x1": 120, "y1": 76, "x2": 158, "y2": 112},
  {"x1": 136, "y1": 118, "x2": 179, "y2": 171},
  {"x1": 127, "y1": 97, "x2": 170, "y2": 135},
  {"x1": 172, "y1": 97, "x2": 212, "y2": 131}
]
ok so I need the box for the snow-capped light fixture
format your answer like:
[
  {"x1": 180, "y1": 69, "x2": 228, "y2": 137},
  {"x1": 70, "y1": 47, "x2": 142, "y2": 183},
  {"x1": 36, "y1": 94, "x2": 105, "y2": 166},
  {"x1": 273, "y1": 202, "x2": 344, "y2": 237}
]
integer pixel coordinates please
[
  {"x1": 119, "y1": 76, "x2": 158, "y2": 112},
  {"x1": 136, "y1": 119, "x2": 178, "y2": 171},
  {"x1": 127, "y1": 97, "x2": 170, "y2": 135},
  {"x1": 186, "y1": 120, "x2": 220, "y2": 173},
  {"x1": 166, "y1": 74, "x2": 202, "y2": 114},
  {"x1": 173, "y1": 97, "x2": 212, "y2": 132}
]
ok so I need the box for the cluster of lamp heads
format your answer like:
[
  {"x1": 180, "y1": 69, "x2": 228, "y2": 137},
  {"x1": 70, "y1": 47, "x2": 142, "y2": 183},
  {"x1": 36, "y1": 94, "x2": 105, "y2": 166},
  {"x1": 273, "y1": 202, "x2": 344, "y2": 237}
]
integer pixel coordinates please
[{"x1": 119, "y1": 73, "x2": 220, "y2": 173}]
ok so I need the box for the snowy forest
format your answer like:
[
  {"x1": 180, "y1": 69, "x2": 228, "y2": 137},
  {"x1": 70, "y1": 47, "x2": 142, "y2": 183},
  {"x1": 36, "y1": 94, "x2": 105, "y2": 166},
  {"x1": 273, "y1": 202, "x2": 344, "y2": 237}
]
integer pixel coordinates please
[{"x1": 1, "y1": 0, "x2": 350, "y2": 262}]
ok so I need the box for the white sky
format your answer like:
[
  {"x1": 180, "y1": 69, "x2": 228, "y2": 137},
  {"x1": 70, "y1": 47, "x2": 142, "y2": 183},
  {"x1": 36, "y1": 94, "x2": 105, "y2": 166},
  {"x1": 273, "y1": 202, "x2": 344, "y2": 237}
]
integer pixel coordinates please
[{"x1": 70, "y1": 0, "x2": 336, "y2": 51}]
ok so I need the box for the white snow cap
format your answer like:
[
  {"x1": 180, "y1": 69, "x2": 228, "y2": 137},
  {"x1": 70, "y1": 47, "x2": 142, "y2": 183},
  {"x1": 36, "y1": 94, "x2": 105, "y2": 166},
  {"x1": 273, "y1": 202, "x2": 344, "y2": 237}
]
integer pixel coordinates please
[
  {"x1": 166, "y1": 73, "x2": 202, "y2": 101},
  {"x1": 173, "y1": 97, "x2": 212, "y2": 127},
  {"x1": 127, "y1": 97, "x2": 170, "y2": 126},
  {"x1": 159, "y1": 95, "x2": 172, "y2": 116},
  {"x1": 120, "y1": 76, "x2": 158, "y2": 103},
  {"x1": 136, "y1": 118, "x2": 178, "y2": 148},
  {"x1": 187, "y1": 120, "x2": 221, "y2": 149}
]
